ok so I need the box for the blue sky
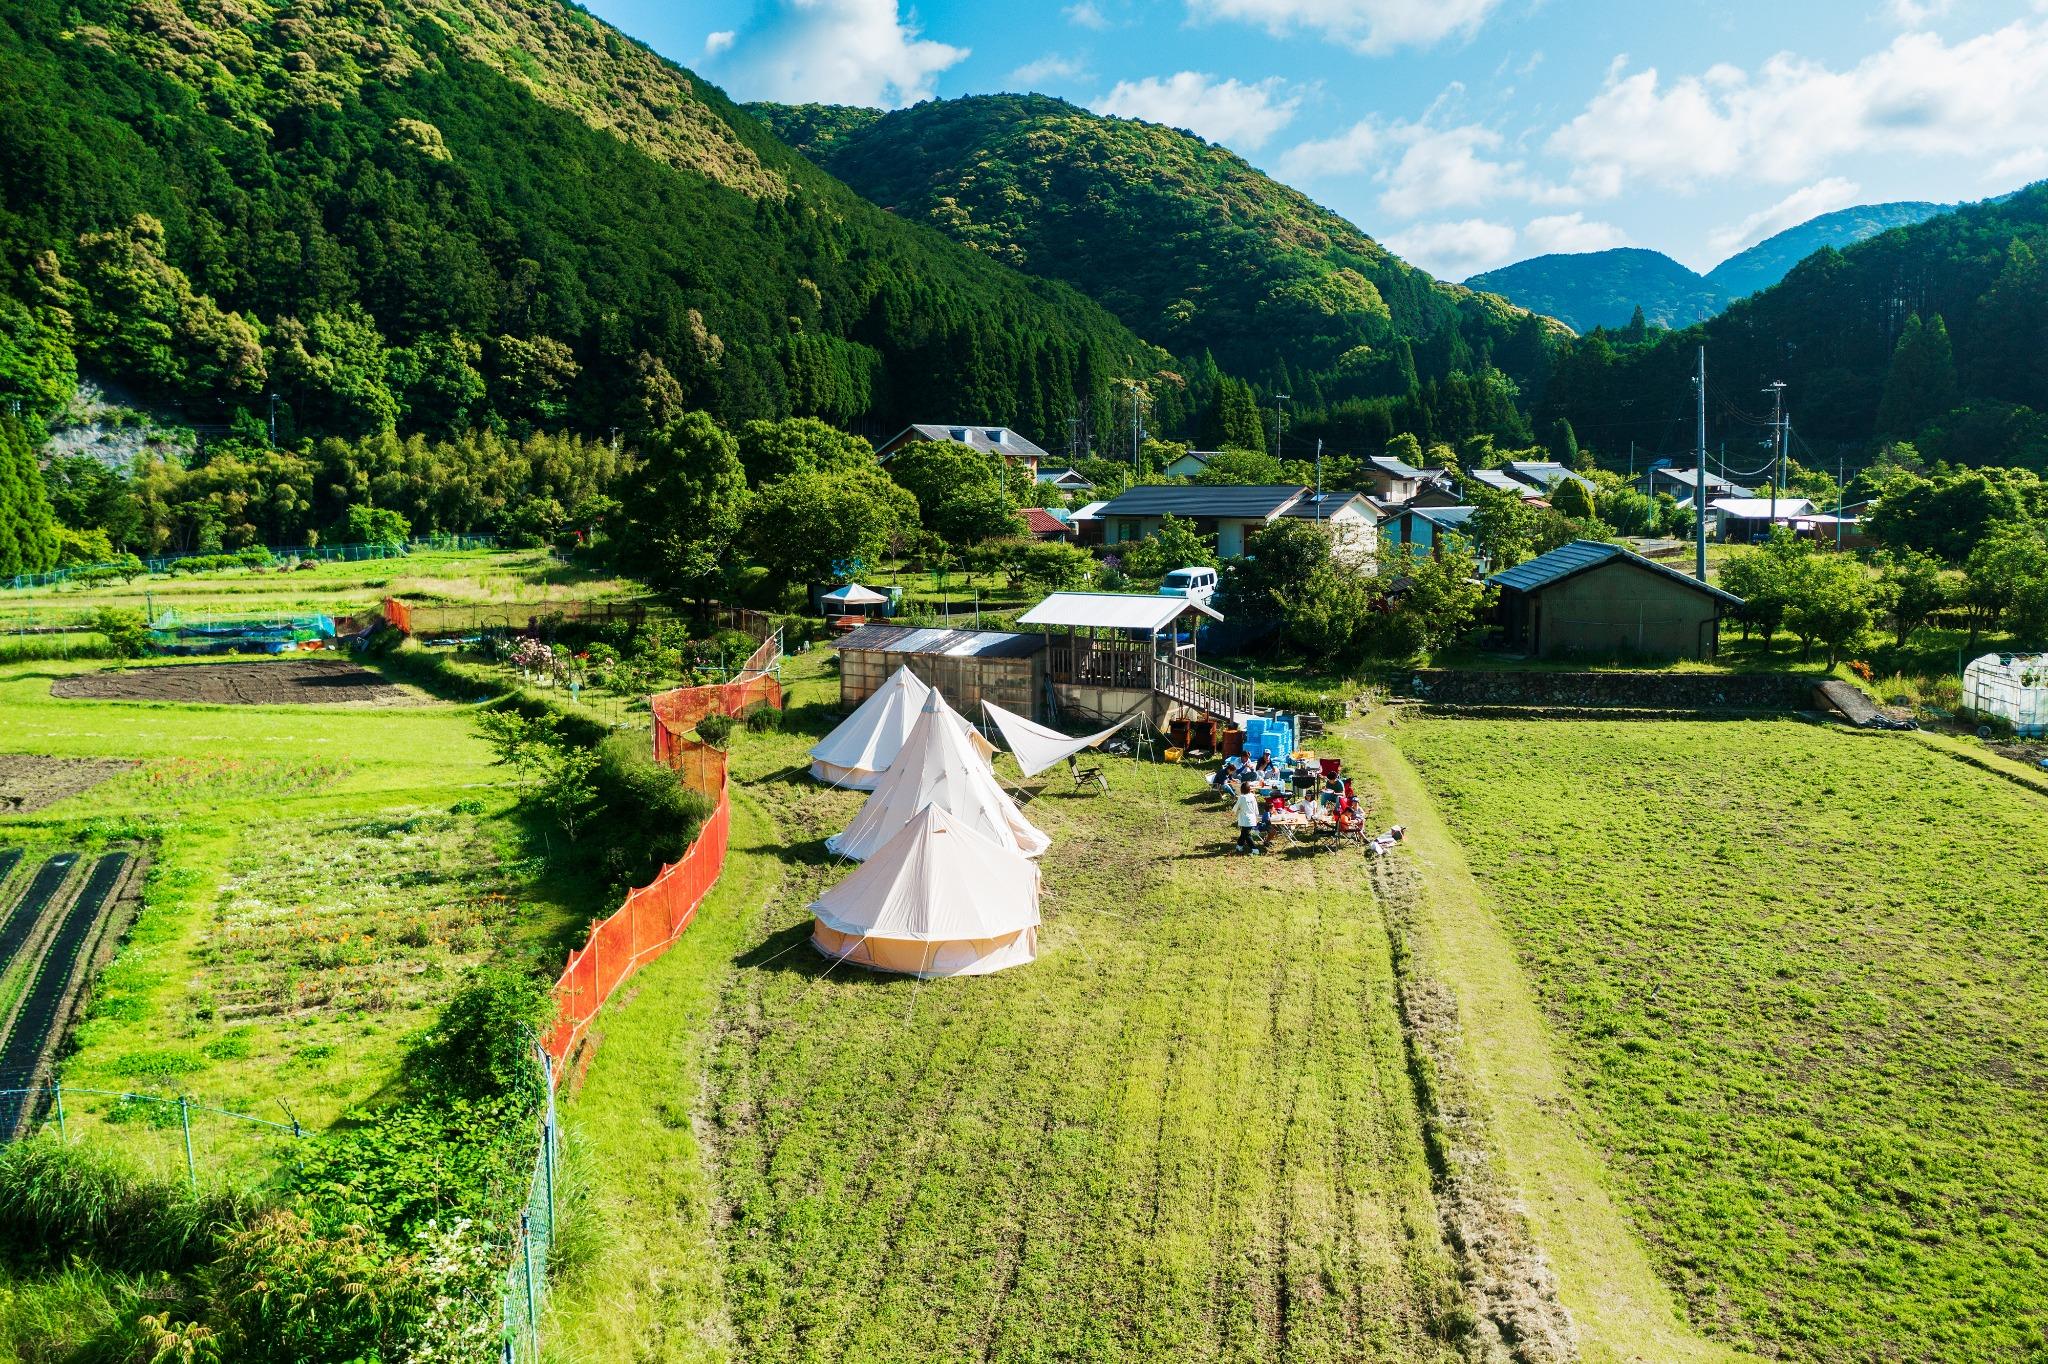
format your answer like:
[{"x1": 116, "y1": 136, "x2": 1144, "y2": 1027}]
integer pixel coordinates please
[{"x1": 582, "y1": 0, "x2": 2048, "y2": 280}]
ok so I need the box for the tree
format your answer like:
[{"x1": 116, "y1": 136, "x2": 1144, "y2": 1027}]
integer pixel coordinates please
[
  {"x1": 1963, "y1": 521, "x2": 2048, "y2": 647},
  {"x1": 1550, "y1": 475, "x2": 1596, "y2": 521},
  {"x1": 1192, "y1": 448, "x2": 1284, "y2": 485},
  {"x1": 1784, "y1": 553, "x2": 1874, "y2": 665},
  {"x1": 623, "y1": 412, "x2": 749, "y2": 607},
  {"x1": 1119, "y1": 514, "x2": 1216, "y2": 579},
  {"x1": 1875, "y1": 313, "x2": 1959, "y2": 439},
  {"x1": 0, "y1": 417, "x2": 60, "y2": 575},
  {"x1": 339, "y1": 505, "x2": 410, "y2": 547},
  {"x1": 1546, "y1": 417, "x2": 1579, "y2": 468},
  {"x1": 1204, "y1": 376, "x2": 1266, "y2": 451},
  {"x1": 736, "y1": 418, "x2": 876, "y2": 487},
  {"x1": 1721, "y1": 532, "x2": 1809, "y2": 648},
  {"x1": 271, "y1": 307, "x2": 399, "y2": 438},
  {"x1": 888, "y1": 443, "x2": 1019, "y2": 546},
  {"x1": 1597, "y1": 487, "x2": 1658, "y2": 536},
  {"x1": 742, "y1": 466, "x2": 919, "y2": 588},
  {"x1": 1465, "y1": 482, "x2": 1573, "y2": 568},
  {"x1": 1967, "y1": 239, "x2": 2048, "y2": 407},
  {"x1": 1865, "y1": 466, "x2": 2044, "y2": 562},
  {"x1": 1222, "y1": 521, "x2": 1334, "y2": 624},
  {"x1": 1872, "y1": 549, "x2": 1952, "y2": 648},
  {"x1": 1396, "y1": 535, "x2": 1493, "y2": 653}
]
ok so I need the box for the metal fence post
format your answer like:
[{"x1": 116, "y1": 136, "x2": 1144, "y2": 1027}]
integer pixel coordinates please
[
  {"x1": 179, "y1": 1095, "x2": 195, "y2": 1189},
  {"x1": 520, "y1": 1212, "x2": 539, "y2": 1349},
  {"x1": 54, "y1": 1084, "x2": 64, "y2": 1142}
]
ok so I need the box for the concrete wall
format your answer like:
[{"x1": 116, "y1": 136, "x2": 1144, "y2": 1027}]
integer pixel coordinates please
[
  {"x1": 1404, "y1": 669, "x2": 1814, "y2": 711},
  {"x1": 1511, "y1": 561, "x2": 1721, "y2": 660},
  {"x1": 1051, "y1": 683, "x2": 1207, "y2": 732}
]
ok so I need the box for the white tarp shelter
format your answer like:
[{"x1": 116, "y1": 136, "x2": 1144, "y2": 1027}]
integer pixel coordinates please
[
  {"x1": 1964, "y1": 652, "x2": 2048, "y2": 737},
  {"x1": 1018, "y1": 591, "x2": 1222, "y2": 631},
  {"x1": 810, "y1": 665, "x2": 993, "y2": 789},
  {"x1": 823, "y1": 582, "x2": 889, "y2": 608},
  {"x1": 828, "y1": 690, "x2": 1050, "y2": 861},
  {"x1": 982, "y1": 700, "x2": 1135, "y2": 777},
  {"x1": 810, "y1": 803, "x2": 1041, "y2": 977}
]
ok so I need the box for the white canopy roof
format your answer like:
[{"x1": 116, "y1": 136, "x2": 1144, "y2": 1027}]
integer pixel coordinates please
[
  {"x1": 982, "y1": 700, "x2": 1135, "y2": 777},
  {"x1": 811, "y1": 803, "x2": 1041, "y2": 944},
  {"x1": 1018, "y1": 591, "x2": 1222, "y2": 631},
  {"x1": 1708, "y1": 497, "x2": 1817, "y2": 520},
  {"x1": 822, "y1": 582, "x2": 889, "y2": 607},
  {"x1": 828, "y1": 690, "x2": 1050, "y2": 861},
  {"x1": 809, "y1": 666, "x2": 993, "y2": 789}
]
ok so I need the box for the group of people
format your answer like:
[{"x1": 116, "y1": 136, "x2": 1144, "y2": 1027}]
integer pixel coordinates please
[{"x1": 1215, "y1": 751, "x2": 1366, "y2": 855}]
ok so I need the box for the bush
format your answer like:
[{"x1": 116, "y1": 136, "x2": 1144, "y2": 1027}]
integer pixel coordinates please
[
  {"x1": 745, "y1": 703, "x2": 784, "y2": 732},
  {"x1": 588, "y1": 732, "x2": 715, "y2": 889},
  {"x1": 92, "y1": 608, "x2": 147, "y2": 658},
  {"x1": 406, "y1": 966, "x2": 553, "y2": 1110},
  {"x1": 0, "y1": 1141, "x2": 251, "y2": 1273},
  {"x1": 694, "y1": 711, "x2": 736, "y2": 748}
]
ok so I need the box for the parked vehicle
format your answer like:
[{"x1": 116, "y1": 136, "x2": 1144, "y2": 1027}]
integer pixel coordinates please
[{"x1": 1158, "y1": 566, "x2": 1218, "y2": 606}]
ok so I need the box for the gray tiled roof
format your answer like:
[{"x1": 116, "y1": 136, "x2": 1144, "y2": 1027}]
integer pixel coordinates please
[
  {"x1": 1096, "y1": 484, "x2": 1308, "y2": 519},
  {"x1": 888, "y1": 423, "x2": 1051, "y2": 460},
  {"x1": 1489, "y1": 539, "x2": 1743, "y2": 604},
  {"x1": 1280, "y1": 491, "x2": 1374, "y2": 519}
]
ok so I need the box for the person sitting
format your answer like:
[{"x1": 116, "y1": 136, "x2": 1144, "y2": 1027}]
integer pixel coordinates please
[
  {"x1": 1233, "y1": 785, "x2": 1264, "y2": 854},
  {"x1": 1214, "y1": 754, "x2": 1248, "y2": 792}
]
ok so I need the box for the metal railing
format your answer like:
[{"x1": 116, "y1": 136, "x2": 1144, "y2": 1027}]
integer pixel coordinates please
[{"x1": 1157, "y1": 653, "x2": 1256, "y2": 719}]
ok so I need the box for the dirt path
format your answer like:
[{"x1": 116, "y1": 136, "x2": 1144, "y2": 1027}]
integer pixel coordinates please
[
  {"x1": 0, "y1": 756, "x2": 137, "y2": 813},
  {"x1": 1355, "y1": 725, "x2": 1753, "y2": 1364}
]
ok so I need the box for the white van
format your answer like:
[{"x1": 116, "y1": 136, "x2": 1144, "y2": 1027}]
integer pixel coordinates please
[{"x1": 1157, "y1": 566, "x2": 1218, "y2": 606}]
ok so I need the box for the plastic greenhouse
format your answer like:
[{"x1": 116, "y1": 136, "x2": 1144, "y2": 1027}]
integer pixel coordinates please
[{"x1": 1963, "y1": 652, "x2": 2048, "y2": 737}]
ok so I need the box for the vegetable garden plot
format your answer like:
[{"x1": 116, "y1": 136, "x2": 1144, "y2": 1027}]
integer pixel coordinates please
[
  {"x1": 0, "y1": 854, "x2": 77, "y2": 980},
  {"x1": 0, "y1": 853, "x2": 125, "y2": 1136},
  {"x1": 49, "y1": 658, "x2": 428, "y2": 707},
  {"x1": 0, "y1": 756, "x2": 137, "y2": 813},
  {"x1": 0, "y1": 849, "x2": 21, "y2": 889}
]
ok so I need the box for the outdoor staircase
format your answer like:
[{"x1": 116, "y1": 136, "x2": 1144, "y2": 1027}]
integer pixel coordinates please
[{"x1": 1154, "y1": 654, "x2": 1256, "y2": 722}]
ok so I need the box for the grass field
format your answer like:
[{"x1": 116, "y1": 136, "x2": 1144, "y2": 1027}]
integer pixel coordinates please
[
  {"x1": 0, "y1": 654, "x2": 606, "y2": 1175},
  {"x1": 546, "y1": 652, "x2": 1501, "y2": 1364},
  {"x1": 1397, "y1": 715, "x2": 2048, "y2": 1362}
]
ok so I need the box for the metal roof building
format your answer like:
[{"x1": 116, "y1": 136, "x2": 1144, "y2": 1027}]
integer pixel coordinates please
[
  {"x1": 832, "y1": 625, "x2": 1049, "y2": 721},
  {"x1": 1018, "y1": 592, "x2": 1222, "y2": 631},
  {"x1": 1488, "y1": 539, "x2": 1742, "y2": 660},
  {"x1": 1093, "y1": 484, "x2": 1308, "y2": 519}
]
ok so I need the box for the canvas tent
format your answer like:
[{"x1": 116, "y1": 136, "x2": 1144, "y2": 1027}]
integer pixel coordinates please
[
  {"x1": 810, "y1": 803, "x2": 1042, "y2": 977},
  {"x1": 828, "y1": 690, "x2": 1050, "y2": 861},
  {"x1": 822, "y1": 582, "x2": 888, "y2": 610},
  {"x1": 982, "y1": 700, "x2": 1135, "y2": 777},
  {"x1": 810, "y1": 665, "x2": 994, "y2": 788}
]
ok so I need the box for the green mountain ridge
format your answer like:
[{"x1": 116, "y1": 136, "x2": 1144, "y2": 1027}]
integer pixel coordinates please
[
  {"x1": 0, "y1": 0, "x2": 1167, "y2": 449},
  {"x1": 1704, "y1": 201, "x2": 1952, "y2": 299},
  {"x1": 750, "y1": 93, "x2": 1566, "y2": 410}
]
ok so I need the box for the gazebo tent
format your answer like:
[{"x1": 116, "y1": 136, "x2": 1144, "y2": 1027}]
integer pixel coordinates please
[
  {"x1": 810, "y1": 665, "x2": 994, "y2": 788},
  {"x1": 822, "y1": 582, "x2": 889, "y2": 616},
  {"x1": 827, "y1": 690, "x2": 1050, "y2": 861},
  {"x1": 810, "y1": 803, "x2": 1041, "y2": 977}
]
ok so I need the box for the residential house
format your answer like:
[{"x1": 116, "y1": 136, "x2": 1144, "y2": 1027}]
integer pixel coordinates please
[
  {"x1": 1020, "y1": 507, "x2": 1074, "y2": 542},
  {"x1": 1653, "y1": 466, "x2": 1753, "y2": 501},
  {"x1": 1489, "y1": 539, "x2": 1743, "y2": 660},
  {"x1": 1066, "y1": 500, "x2": 1110, "y2": 547},
  {"x1": 1279, "y1": 491, "x2": 1381, "y2": 564},
  {"x1": 1506, "y1": 461, "x2": 1595, "y2": 495},
  {"x1": 1094, "y1": 484, "x2": 1308, "y2": 558},
  {"x1": 1160, "y1": 449, "x2": 1221, "y2": 479},
  {"x1": 1708, "y1": 496, "x2": 1818, "y2": 543},
  {"x1": 1409, "y1": 481, "x2": 1468, "y2": 509},
  {"x1": 1382, "y1": 505, "x2": 1481, "y2": 562},
  {"x1": 877, "y1": 423, "x2": 1049, "y2": 477},
  {"x1": 1035, "y1": 467, "x2": 1094, "y2": 492},
  {"x1": 1362, "y1": 454, "x2": 1428, "y2": 503},
  {"x1": 1466, "y1": 468, "x2": 1546, "y2": 501}
]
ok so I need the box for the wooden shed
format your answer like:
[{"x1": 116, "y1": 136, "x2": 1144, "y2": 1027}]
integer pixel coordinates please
[
  {"x1": 832, "y1": 624, "x2": 1049, "y2": 720},
  {"x1": 1489, "y1": 539, "x2": 1744, "y2": 661}
]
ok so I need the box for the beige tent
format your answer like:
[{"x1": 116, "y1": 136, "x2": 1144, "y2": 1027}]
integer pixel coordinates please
[
  {"x1": 810, "y1": 665, "x2": 994, "y2": 789},
  {"x1": 811, "y1": 803, "x2": 1041, "y2": 977},
  {"x1": 827, "y1": 690, "x2": 1050, "y2": 861}
]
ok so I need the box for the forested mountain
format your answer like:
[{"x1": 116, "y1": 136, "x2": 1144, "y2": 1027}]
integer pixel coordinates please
[
  {"x1": 752, "y1": 93, "x2": 1566, "y2": 452},
  {"x1": 1466, "y1": 202, "x2": 1958, "y2": 341},
  {"x1": 1704, "y1": 201, "x2": 1951, "y2": 301},
  {"x1": 1465, "y1": 249, "x2": 1723, "y2": 333},
  {"x1": 1539, "y1": 184, "x2": 2048, "y2": 470},
  {"x1": 0, "y1": 0, "x2": 1168, "y2": 450}
]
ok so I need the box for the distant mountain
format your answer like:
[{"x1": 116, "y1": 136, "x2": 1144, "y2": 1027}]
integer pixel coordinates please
[
  {"x1": 751, "y1": 94, "x2": 1566, "y2": 398},
  {"x1": 1468, "y1": 201, "x2": 1957, "y2": 338},
  {"x1": 1704, "y1": 202, "x2": 1951, "y2": 300},
  {"x1": 1464, "y1": 249, "x2": 1722, "y2": 334}
]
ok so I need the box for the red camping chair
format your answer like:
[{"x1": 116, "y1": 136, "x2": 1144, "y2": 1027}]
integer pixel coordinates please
[{"x1": 1318, "y1": 758, "x2": 1343, "y2": 781}]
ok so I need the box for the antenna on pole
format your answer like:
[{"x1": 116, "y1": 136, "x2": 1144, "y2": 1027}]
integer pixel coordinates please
[
  {"x1": 1694, "y1": 346, "x2": 1708, "y2": 584},
  {"x1": 1314, "y1": 439, "x2": 1324, "y2": 520},
  {"x1": 1765, "y1": 380, "x2": 1786, "y2": 537},
  {"x1": 1273, "y1": 393, "x2": 1290, "y2": 460}
]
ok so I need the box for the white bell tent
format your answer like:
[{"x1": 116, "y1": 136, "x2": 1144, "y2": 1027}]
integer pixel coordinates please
[
  {"x1": 981, "y1": 700, "x2": 1136, "y2": 777},
  {"x1": 827, "y1": 690, "x2": 1050, "y2": 861},
  {"x1": 810, "y1": 665, "x2": 995, "y2": 789},
  {"x1": 810, "y1": 803, "x2": 1041, "y2": 977}
]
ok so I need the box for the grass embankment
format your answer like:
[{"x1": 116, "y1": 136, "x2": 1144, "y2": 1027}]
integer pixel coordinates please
[
  {"x1": 1397, "y1": 716, "x2": 2048, "y2": 1363},
  {"x1": 549, "y1": 652, "x2": 1471, "y2": 1362}
]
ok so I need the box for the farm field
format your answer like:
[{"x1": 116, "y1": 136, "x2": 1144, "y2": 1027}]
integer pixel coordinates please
[
  {"x1": 1396, "y1": 715, "x2": 2048, "y2": 1362},
  {"x1": 546, "y1": 652, "x2": 1513, "y2": 1364},
  {"x1": 0, "y1": 653, "x2": 605, "y2": 1175}
]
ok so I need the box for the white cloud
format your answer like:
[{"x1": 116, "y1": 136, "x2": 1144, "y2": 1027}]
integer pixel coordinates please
[
  {"x1": 1550, "y1": 21, "x2": 2048, "y2": 195},
  {"x1": 1522, "y1": 213, "x2": 1631, "y2": 256},
  {"x1": 703, "y1": 30, "x2": 735, "y2": 58},
  {"x1": 1707, "y1": 177, "x2": 1861, "y2": 255},
  {"x1": 1092, "y1": 73, "x2": 1303, "y2": 151},
  {"x1": 1064, "y1": 1, "x2": 1112, "y2": 29},
  {"x1": 711, "y1": 0, "x2": 968, "y2": 108},
  {"x1": 1885, "y1": 0, "x2": 1952, "y2": 26},
  {"x1": 1009, "y1": 53, "x2": 1090, "y2": 87},
  {"x1": 1988, "y1": 146, "x2": 2048, "y2": 185},
  {"x1": 1383, "y1": 218, "x2": 1518, "y2": 278},
  {"x1": 1187, "y1": 0, "x2": 1501, "y2": 53},
  {"x1": 1275, "y1": 119, "x2": 1380, "y2": 178},
  {"x1": 1277, "y1": 114, "x2": 1575, "y2": 217}
]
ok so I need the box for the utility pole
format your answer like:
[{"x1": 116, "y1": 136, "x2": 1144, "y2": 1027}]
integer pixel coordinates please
[
  {"x1": 1273, "y1": 393, "x2": 1290, "y2": 460},
  {"x1": 1314, "y1": 439, "x2": 1324, "y2": 519},
  {"x1": 1836, "y1": 447, "x2": 1845, "y2": 550},
  {"x1": 1693, "y1": 346, "x2": 1708, "y2": 583},
  {"x1": 1765, "y1": 380, "x2": 1786, "y2": 535},
  {"x1": 1123, "y1": 379, "x2": 1144, "y2": 475},
  {"x1": 267, "y1": 393, "x2": 278, "y2": 446}
]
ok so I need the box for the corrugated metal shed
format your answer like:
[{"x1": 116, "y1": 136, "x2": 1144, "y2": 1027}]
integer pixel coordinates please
[
  {"x1": 1095, "y1": 484, "x2": 1307, "y2": 519},
  {"x1": 833, "y1": 625, "x2": 1046, "y2": 659},
  {"x1": 1018, "y1": 592, "x2": 1223, "y2": 630},
  {"x1": 1490, "y1": 539, "x2": 1743, "y2": 604}
]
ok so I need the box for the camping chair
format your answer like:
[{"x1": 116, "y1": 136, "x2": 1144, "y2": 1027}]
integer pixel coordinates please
[
  {"x1": 1318, "y1": 758, "x2": 1343, "y2": 781},
  {"x1": 1067, "y1": 754, "x2": 1108, "y2": 795}
]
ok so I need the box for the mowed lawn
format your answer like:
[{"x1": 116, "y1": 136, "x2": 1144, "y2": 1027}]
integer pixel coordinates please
[
  {"x1": 1398, "y1": 716, "x2": 2048, "y2": 1362},
  {"x1": 551, "y1": 656, "x2": 1466, "y2": 1364}
]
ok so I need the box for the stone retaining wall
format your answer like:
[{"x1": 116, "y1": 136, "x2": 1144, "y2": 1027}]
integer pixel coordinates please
[{"x1": 1401, "y1": 669, "x2": 1815, "y2": 713}]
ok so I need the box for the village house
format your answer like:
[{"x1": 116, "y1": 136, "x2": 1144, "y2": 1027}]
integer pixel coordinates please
[
  {"x1": 1278, "y1": 491, "x2": 1381, "y2": 563},
  {"x1": 1506, "y1": 460, "x2": 1595, "y2": 495},
  {"x1": 1466, "y1": 468, "x2": 1545, "y2": 501},
  {"x1": 1653, "y1": 466, "x2": 1754, "y2": 501},
  {"x1": 1019, "y1": 507, "x2": 1074, "y2": 541},
  {"x1": 876, "y1": 423, "x2": 1049, "y2": 478},
  {"x1": 1489, "y1": 539, "x2": 1743, "y2": 660},
  {"x1": 1381, "y1": 505, "x2": 1480, "y2": 561},
  {"x1": 1034, "y1": 466, "x2": 1094, "y2": 493},
  {"x1": 1093, "y1": 484, "x2": 1311, "y2": 558}
]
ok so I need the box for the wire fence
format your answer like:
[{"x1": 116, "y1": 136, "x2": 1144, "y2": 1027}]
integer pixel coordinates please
[
  {"x1": 0, "y1": 1085, "x2": 307, "y2": 1184},
  {"x1": 4, "y1": 534, "x2": 500, "y2": 592}
]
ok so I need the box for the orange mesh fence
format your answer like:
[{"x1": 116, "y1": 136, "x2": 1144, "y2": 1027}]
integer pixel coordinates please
[
  {"x1": 544, "y1": 646, "x2": 783, "y2": 1068},
  {"x1": 383, "y1": 596, "x2": 414, "y2": 634}
]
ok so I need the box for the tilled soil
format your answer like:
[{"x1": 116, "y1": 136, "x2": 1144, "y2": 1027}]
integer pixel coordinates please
[
  {"x1": 0, "y1": 755, "x2": 139, "y2": 813},
  {"x1": 50, "y1": 658, "x2": 429, "y2": 707}
]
